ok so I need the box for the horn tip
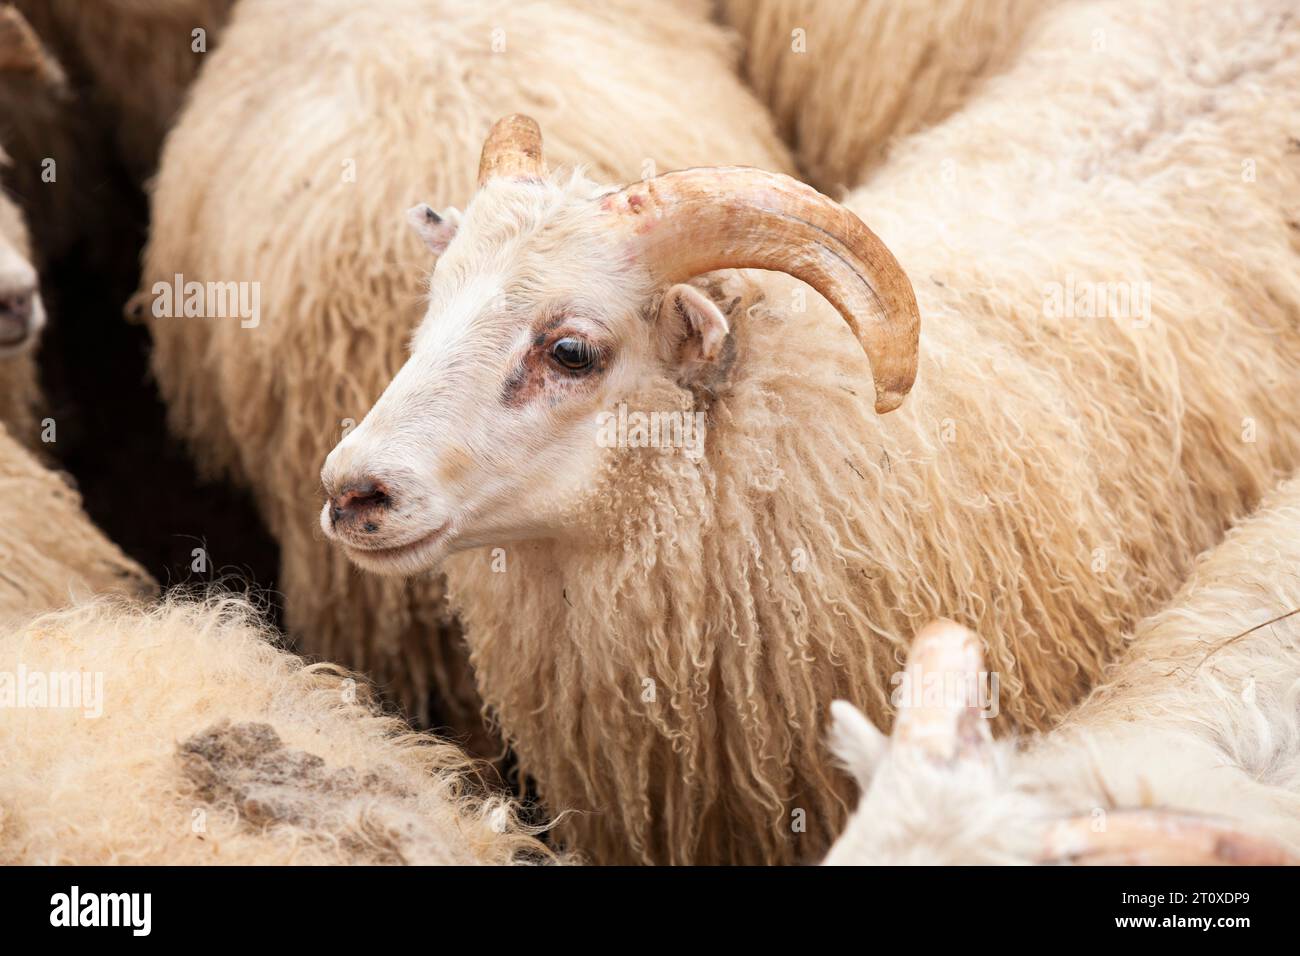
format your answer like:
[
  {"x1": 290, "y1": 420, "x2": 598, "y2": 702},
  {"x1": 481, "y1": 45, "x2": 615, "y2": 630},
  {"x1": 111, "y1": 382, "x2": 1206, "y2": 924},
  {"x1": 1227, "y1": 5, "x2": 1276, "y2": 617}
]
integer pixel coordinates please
[{"x1": 873, "y1": 389, "x2": 911, "y2": 414}]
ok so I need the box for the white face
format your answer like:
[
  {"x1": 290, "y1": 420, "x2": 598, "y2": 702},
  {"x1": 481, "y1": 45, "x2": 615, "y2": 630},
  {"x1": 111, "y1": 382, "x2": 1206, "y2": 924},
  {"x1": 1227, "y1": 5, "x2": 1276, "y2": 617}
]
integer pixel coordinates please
[
  {"x1": 319, "y1": 176, "x2": 728, "y2": 575},
  {"x1": 0, "y1": 192, "x2": 43, "y2": 358}
]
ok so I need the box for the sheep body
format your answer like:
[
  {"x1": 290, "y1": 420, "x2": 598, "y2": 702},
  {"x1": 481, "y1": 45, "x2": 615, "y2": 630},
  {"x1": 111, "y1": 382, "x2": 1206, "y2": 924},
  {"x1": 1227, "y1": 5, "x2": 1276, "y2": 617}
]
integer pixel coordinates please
[
  {"x1": 139, "y1": 0, "x2": 794, "y2": 732},
  {"x1": 0, "y1": 597, "x2": 551, "y2": 865},
  {"x1": 0, "y1": 417, "x2": 534, "y2": 865},
  {"x1": 432, "y1": 0, "x2": 1300, "y2": 864},
  {"x1": 720, "y1": 0, "x2": 1052, "y2": 191},
  {"x1": 826, "y1": 475, "x2": 1300, "y2": 865},
  {"x1": 0, "y1": 424, "x2": 154, "y2": 621}
]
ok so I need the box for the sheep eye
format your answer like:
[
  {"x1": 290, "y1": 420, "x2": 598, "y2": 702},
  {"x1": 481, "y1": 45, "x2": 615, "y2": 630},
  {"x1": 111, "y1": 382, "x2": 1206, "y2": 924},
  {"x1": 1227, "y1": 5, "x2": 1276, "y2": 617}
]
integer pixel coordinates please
[{"x1": 550, "y1": 337, "x2": 596, "y2": 372}]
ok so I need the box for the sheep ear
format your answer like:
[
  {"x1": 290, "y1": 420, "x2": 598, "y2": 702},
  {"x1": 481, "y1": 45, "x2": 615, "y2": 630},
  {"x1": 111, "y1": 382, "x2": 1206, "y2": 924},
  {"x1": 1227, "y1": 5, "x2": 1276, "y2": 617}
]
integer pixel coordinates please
[
  {"x1": 406, "y1": 203, "x2": 460, "y2": 256},
  {"x1": 829, "y1": 699, "x2": 888, "y2": 791},
  {"x1": 658, "y1": 283, "x2": 730, "y2": 375}
]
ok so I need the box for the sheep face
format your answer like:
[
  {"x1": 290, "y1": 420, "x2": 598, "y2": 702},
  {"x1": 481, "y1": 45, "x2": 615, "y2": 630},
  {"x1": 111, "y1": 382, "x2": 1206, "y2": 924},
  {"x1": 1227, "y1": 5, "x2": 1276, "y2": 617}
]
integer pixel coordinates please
[
  {"x1": 320, "y1": 115, "x2": 918, "y2": 577},
  {"x1": 320, "y1": 173, "x2": 677, "y2": 576},
  {"x1": 0, "y1": 6, "x2": 54, "y2": 357},
  {"x1": 0, "y1": 184, "x2": 44, "y2": 357}
]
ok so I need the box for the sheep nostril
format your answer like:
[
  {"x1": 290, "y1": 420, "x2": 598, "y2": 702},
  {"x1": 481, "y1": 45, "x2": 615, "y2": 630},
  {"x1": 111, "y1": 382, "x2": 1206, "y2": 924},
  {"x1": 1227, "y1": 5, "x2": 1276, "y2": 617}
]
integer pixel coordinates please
[
  {"x1": 329, "y1": 479, "x2": 393, "y2": 527},
  {"x1": 0, "y1": 290, "x2": 34, "y2": 345}
]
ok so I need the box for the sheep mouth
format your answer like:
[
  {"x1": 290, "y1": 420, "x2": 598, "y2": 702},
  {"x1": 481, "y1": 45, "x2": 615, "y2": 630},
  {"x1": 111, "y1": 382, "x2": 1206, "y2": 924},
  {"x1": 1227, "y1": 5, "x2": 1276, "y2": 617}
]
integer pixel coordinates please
[
  {"x1": 0, "y1": 317, "x2": 32, "y2": 351},
  {"x1": 343, "y1": 522, "x2": 452, "y2": 570}
]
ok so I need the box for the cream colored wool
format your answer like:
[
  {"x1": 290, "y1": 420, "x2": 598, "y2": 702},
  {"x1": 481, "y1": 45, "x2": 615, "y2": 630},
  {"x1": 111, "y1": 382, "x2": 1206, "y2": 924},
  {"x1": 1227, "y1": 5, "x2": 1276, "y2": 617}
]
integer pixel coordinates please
[
  {"x1": 0, "y1": 597, "x2": 552, "y2": 864},
  {"x1": 139, "y1": 0, "x2": 795, "y2": 733},
  {"x1": 411, "y1": 0, "x2": 1300, "y2": 865},
  {"x1": 827, "y1": 476, "x2": 1300, "y2": 864},
  {"x1": 0, "y1": 424, "x2": 154, "y2": 621},
  {"x1": 10, "y1": 0, "x2": 235, "y2": 179},
  {"x1": 720, "y1": 0, "x2": 1052, "y2": 192}
]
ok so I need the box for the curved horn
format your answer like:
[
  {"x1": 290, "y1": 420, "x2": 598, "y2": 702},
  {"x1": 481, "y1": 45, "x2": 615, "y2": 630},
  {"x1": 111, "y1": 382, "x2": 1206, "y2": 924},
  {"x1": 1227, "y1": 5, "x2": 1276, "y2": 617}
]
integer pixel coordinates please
[
  {"x1": 892, "y1": 618, "x2": 993, "y2": 765},
  {"x1": 477, "y1": 114, "x2": 546, "y2": 187},
  {"x1": 602, "y1": 167, "x2": 920, "y2": 414},
  {"x1": 1040, "y1": 810, "x2": 1300, "y2": 866}
]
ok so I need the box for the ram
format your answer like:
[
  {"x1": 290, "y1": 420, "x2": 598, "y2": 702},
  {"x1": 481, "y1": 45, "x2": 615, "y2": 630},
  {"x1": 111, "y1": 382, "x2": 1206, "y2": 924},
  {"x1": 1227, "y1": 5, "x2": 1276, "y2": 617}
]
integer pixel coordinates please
[
  {"x1": 323, "y1": 0, "x2": 1300, "y2": 864},
  {"x1": 825, "y1": 477, "x2": 1300, "y2": 864},
  {"x1": 137, "y1": 0, "x2": 794, "y2": 738},
  {"x1": 0, "y1": 597, "x2": 551, "y2": 865},
  {"x1": 720, "y1": 0, "x2": 1051, "y2": 191}
]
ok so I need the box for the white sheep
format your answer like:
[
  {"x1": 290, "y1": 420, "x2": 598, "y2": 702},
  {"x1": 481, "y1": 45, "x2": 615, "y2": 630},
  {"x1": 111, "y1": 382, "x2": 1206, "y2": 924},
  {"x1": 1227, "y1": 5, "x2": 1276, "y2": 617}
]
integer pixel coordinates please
[
  {"x1": 323, "y1": 0, "x2": 1300, "y2": 864},
  {"x1": 0, "y1": 596, "x2": 553, "y2": 865},
  {"x1": 826, "y1": 475, "x2": 1300, "y2": 865},
  {"x1": 720, "y1": 0, "x2": 1054, "y2": 191},
  {"x1": 136, "y1": 0, "x2": 796, "y2": 742},
  {"x1": 0, "y1": 410, "x2": 540, "y2": 865}
]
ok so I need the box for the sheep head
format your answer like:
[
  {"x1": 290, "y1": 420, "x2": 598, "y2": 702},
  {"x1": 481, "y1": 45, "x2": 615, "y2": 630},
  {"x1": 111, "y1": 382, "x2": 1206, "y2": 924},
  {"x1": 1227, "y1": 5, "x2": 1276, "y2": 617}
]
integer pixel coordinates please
[
  {"x1": 825, "y1": 619, "x2": 1300, "y2": 866},
  {"x1": 0, "y1": 6, "x2": 54, "y2": 357},
  {"x1": 320, "y1": 114, "x2": 919, "y2": 575}
]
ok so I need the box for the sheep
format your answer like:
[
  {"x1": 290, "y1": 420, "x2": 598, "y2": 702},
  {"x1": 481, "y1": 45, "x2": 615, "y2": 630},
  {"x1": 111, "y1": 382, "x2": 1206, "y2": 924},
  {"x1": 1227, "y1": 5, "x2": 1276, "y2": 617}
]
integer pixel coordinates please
[
  {"x1": 137, "y1": 0, "x2": 796, "y2": 739},
  {"x1": 0, "y1": 184, "x2": 41, "y2": 446},
  {"x1": 0, "y1": 5, "x2": 59, "y2": 445},
  {"x1": 0, "y1": 407, "x2": 537, "y2": 865},
  {"x1": 719, "y1": 0, "x2": 1053, "y2": 192},
  {"x1": 825, "y1": 476, "x2": 1300, "y2": 865},
  {"x1": 9, "y1": 0, "x2": 236, "y2": 179},
  {"x1": 321, "y1": 0, "x2": 1300, "y2": 865},
  {"x1": 0, "y1": 596, "x2": 553, "y2": 864},
  {"x1": 0, "y1": 424, "x2": 154, "y2": 621}
]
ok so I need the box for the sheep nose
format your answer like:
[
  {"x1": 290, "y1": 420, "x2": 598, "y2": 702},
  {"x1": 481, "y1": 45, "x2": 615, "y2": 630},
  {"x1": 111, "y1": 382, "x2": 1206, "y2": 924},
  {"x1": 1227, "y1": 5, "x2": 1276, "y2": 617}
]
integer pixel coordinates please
[
  {"x1": 329, "y1": 479, "x2": 393, "y2": 528},
  {"x1": 0, "y1": 285, "x2": 34, "y2": 347}
]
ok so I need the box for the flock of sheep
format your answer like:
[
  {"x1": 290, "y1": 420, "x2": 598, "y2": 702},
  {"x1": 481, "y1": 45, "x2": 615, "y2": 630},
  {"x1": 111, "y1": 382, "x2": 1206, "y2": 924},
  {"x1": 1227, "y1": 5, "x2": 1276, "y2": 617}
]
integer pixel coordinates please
[{"x1": 1, "y1": 0, "x2": 1299, "y2": 867}]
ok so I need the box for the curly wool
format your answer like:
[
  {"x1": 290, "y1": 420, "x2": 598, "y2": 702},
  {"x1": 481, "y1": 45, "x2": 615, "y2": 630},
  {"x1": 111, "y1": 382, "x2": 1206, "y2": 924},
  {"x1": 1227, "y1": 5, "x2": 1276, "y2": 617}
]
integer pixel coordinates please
[
  {"x1": 0, "y1": 424, "x2": 154, "y2": 621},
  {"x1": 0, "y1": 596, "x2": 554, "y2": 865},
  {"x1": 827, "y1": 475, "x2": 1300, "y2": 864},
  {"x1": 139, "y1": 0, "x2": 794, "y2": 733},
  {"x1": 720, "y1": 0, "x2": 1052, "y2": 192},
  {"x1": 445, "y1": 0, "x2": 1300, "y2": 865}
]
